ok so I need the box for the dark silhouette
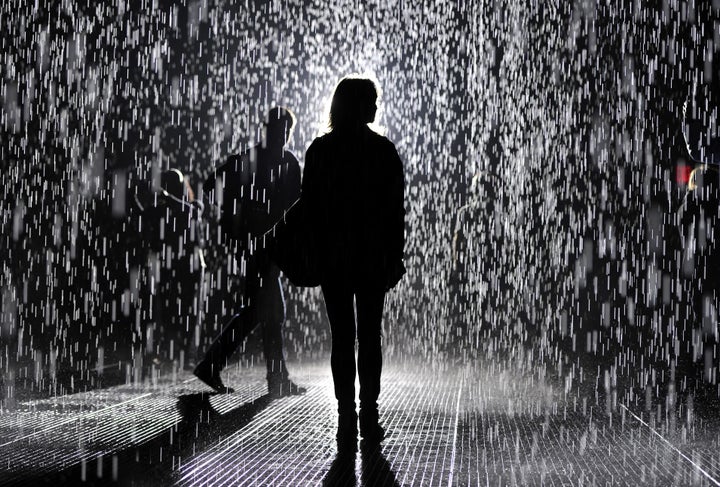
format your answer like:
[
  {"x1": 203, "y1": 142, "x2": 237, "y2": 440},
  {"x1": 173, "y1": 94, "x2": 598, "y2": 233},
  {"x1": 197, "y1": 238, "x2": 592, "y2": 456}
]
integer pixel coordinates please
[
  {"x1": 302, "y1": 77, "x2": 406, "y2": 448},
  {"x1": 676, "y1": 93, "x2": 720, "y2": 388},
  {"x1": 449, "y1": 172, "x2": 485, "y2": 350},
  {"x1": 142, "y1": 169, "x2": 206, "y2": 369},
  {"x1": 193, "y1": 107, "x2": 305, "y2": 398},
  {"x1": 267, "y1": 197, "x2": 322, "y2": 287}
]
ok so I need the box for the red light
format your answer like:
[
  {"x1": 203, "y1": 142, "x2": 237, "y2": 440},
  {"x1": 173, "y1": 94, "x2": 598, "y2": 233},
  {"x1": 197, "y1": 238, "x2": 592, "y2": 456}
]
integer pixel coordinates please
[{"x1": 676, "y1": 164, "x2": 692, "y2": 185}]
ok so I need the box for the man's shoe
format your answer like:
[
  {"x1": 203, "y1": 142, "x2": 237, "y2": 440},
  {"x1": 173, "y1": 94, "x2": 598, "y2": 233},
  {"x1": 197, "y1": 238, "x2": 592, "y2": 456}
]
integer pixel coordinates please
[
  {"x1": 193, "y1": 362, "x2": 234, "y2": 393},
  {"x1": 268, "y1": 377, "x2": 306, "y2": 398}
]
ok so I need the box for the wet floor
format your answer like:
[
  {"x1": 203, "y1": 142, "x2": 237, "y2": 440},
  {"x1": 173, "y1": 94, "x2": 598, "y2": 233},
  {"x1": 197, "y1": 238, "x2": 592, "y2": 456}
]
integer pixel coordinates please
[{"x1": 1, "y1": 359, "x2": 720, "y2": 486}]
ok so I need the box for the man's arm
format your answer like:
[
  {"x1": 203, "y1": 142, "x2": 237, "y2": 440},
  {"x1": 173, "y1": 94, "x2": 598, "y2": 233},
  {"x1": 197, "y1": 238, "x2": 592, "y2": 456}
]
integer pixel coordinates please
[
  {"x1": 202, "y1": 157, "x2": 230, "y2": 200},
  {"x1": 286, "y1": 152, "x2": 302, "y2": 206},
  {"x1": 202, "y1": 159, "x2": 229, "y2": 195}
]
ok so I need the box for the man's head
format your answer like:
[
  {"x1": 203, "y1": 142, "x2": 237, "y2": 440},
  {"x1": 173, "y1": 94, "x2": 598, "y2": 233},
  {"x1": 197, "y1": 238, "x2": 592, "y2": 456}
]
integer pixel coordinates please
[{"x1": 264, "y1": 106, "x2": 296, "y2": 149}]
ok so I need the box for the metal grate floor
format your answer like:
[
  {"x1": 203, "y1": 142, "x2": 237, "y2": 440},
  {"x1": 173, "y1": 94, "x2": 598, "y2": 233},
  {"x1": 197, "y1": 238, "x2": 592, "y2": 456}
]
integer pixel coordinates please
[{"x1": 1, "y1": 360, "x2": 720, "y2": 486}]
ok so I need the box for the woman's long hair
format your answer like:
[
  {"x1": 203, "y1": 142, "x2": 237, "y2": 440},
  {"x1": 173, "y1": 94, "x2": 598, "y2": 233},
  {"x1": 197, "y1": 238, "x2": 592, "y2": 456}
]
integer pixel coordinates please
[{"x1": 328, "y1": 76, "x2": 379, "y2": 131}]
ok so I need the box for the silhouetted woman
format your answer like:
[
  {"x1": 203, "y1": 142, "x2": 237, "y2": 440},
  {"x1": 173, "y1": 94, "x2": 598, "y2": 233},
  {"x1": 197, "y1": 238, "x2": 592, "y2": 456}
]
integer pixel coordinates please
[{"x1": 302, "y1": 76, "x2": 405, "y2": 446}]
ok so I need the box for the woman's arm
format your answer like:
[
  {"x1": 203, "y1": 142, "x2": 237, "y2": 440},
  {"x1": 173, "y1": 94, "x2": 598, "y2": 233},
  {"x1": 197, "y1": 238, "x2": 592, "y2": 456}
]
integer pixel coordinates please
[
  {"x1": 388, "y1": 142, "x2": 405, "y2": 262},
  {"x1": 301, "y1": 141, "x2": 320, "y2": 206}
]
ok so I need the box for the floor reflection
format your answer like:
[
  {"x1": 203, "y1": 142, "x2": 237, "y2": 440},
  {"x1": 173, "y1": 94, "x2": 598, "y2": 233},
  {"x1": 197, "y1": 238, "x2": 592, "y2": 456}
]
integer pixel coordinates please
[
  {"x1": 323, "y1": 442, "x2": 400, "y2": 487},
  {"x1": 322, "y1": 449, "x2": 356, "y2": 486}
]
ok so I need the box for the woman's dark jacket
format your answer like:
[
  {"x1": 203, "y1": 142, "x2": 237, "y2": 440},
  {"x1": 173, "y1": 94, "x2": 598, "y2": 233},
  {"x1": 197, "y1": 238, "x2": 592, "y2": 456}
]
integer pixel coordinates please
[{"x1": 302, "y1": 126, "x2": 405, "y2": 288}]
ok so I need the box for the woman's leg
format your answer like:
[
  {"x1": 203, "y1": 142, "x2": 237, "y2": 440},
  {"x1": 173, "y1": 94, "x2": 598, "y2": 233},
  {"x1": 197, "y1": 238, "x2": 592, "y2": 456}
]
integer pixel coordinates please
[
  {"x1": 356, "y1": 287, "x2": 385, "y2": 439},
  {"x1": 321, "y1": 282, "x2": 357, "y2": 415}
]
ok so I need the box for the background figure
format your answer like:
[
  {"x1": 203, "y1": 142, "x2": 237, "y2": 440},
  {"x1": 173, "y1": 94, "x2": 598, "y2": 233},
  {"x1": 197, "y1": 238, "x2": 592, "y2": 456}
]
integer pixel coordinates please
[
  {"x1": 194, "y1": 107, "x2": 305, "y2": 397},
  {"x1": 676, "y1": 90, "x2": 720, "y2": 387},
  {"x1": 449, "y1": 172, "x2": 494, "y2": 353},
  {"x1": 142, "y1": 169, "x2": 206, "y2": 370},
  {"x1": 302, "y1": 77, "x2": 405, "y2": 447}
]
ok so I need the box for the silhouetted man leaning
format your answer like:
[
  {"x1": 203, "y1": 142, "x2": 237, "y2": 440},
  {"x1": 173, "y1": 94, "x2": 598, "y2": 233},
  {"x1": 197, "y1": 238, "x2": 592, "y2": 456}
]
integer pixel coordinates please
[{"x1": 194, "y1": 107, "x2": 305, "y2": 397}]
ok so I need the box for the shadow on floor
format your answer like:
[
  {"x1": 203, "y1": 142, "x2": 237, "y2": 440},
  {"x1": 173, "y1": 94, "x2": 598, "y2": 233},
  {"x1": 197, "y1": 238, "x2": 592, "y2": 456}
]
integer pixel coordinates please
[
  {"x1": 323, "y1": 443, "x2": 400, "y2": 487},
  {"x1": 26, "y1": 391, "x2": 272, "y2": 486}
]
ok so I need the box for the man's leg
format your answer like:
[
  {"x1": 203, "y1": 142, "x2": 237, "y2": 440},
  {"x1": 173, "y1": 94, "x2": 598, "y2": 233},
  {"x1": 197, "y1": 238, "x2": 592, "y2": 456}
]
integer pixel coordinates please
[
  {"x1": 356, "y1": 287, "x2": 386, "y2": 442},
  {"x1": 194, "y1": 255, "x2": 261, "y2": 392},
  {"x1": 259, "y1": 266, "x2": 289, "y2": 381},
  {"x1": 198, "y1": 306, "x2": 254, "y2": 361},
  {"x1": 258, "y1": 265, "x2": 306, "y2": 396}
]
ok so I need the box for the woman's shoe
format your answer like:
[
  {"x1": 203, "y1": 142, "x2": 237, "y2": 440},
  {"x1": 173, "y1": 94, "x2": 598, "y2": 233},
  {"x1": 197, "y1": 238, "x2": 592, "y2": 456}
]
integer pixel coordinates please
[
  {"x1": 336, "y1": 411, "x2": 358, "y2": 452},
  {"x1": 359, "y1": 408, "x2": 385, "y2": 443},
  {"x1": 360, "y1": 423, "x2": 386, "y2": 444}
]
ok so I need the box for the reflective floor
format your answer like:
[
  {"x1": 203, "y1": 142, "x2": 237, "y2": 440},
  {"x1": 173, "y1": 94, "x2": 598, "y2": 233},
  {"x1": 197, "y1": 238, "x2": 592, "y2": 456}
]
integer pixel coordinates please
[{"x1": 2, "y1": 359, "x2": 720, "y2": 486}]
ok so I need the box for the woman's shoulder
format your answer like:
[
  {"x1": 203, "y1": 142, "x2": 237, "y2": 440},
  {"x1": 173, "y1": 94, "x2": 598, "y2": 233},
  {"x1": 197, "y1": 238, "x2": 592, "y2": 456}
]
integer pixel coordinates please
[
  {"x1": 366, "y1": 131, "x2": 401, "y2": 163},
  {"x1": 365, "y1": 128, "x2": 397, "y2": 150},
  {"x1": 310, "y1": 129, "x2": 396, "y2": 153},
  {"x1": 307, "y1": 133, "x2": 333, "y2": 152}
]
